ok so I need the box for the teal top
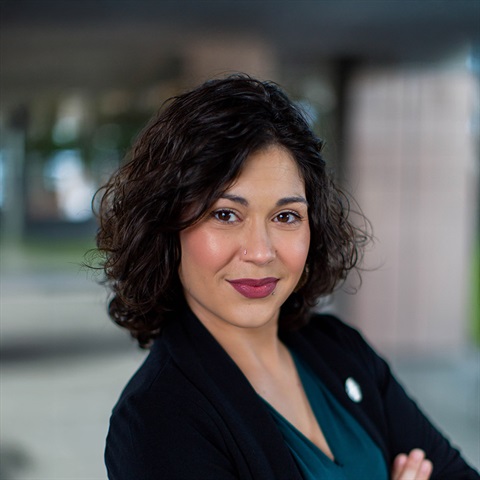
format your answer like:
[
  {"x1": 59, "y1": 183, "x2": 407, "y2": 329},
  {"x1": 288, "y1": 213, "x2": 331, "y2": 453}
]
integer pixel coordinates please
[{"x1": 262, "y1": 351, "x2": 388, "y2": 480}]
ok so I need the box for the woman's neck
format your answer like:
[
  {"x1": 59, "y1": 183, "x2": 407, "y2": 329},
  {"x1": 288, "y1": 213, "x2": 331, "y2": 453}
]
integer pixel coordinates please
[{"x1": 198, "y1": 314, "x2": 290, "y2": 382}]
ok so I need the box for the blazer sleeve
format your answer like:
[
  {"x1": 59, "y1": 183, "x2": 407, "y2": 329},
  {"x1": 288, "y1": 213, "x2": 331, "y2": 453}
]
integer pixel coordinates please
[
  {"x1": 335, "y1": 319, "x2": 479, "y2": 479},
  {"x1": 105, "y1": 390, "x2": 239, "y2": 480}
]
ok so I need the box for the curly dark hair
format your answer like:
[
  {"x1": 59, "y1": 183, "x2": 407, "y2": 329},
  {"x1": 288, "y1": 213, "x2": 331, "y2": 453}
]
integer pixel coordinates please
[{"x1": 94, "y1": 74, "x2": 369, "y2": 348}]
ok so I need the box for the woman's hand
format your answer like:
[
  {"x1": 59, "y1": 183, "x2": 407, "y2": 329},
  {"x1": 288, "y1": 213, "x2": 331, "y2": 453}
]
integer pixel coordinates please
[{"x1": 392, "y1": 449, "x2": 433, "y2": 480}]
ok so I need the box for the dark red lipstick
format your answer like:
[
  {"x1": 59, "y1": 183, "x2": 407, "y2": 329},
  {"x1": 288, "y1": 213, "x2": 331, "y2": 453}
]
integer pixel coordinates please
[{"x1": 227, "y1": 277, "x2": 279, "y2": 299}]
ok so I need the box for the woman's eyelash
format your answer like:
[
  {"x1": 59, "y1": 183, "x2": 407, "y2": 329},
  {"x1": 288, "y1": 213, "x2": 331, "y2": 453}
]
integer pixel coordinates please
[
  {"x1": 211, "y1": 209, "x2": 239, "y2": 222},
  {"x1": 211, "y1": 209, "x2": 304, "y2": 224},
  {"x1": 275, "y1": 211, "x2": 303, "y2": 223}
]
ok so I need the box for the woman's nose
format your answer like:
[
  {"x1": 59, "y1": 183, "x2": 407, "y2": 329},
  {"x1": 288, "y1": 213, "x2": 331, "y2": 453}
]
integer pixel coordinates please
[{"x1": 242, "y1": 223, "x2": 276, "y2": 265}]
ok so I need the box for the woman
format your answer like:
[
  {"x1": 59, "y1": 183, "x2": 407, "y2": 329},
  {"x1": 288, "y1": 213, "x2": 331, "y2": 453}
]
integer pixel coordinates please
[{"x1": 95, "y1": 75, "x2": 478, "y2": 479}]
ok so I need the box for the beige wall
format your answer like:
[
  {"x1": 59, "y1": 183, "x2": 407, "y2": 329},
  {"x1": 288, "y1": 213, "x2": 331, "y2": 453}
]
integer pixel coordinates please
[
  {"x1": 183, "y1": 37, "x2": 277, "y2": 83},
  {"x1": 339, "y1": 65, "x2": 478, "y2": 355}
]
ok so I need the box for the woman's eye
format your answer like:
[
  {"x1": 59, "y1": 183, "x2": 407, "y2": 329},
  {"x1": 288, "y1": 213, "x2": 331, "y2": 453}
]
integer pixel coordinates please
[
  {"x1": 275, "y1": 211, "x2": 301, "y2": 224},
  {"x1": 212, "y1": 210, "x2": 239, "y2": 223}
]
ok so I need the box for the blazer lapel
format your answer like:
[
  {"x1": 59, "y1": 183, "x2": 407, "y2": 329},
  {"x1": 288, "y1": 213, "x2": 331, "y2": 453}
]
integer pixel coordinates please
[
  {"x1": 162, "y1": 307, "x2": 302, "y2": 479},
  {"x1": 282, "y1": 320, "x2": 390, "y2": 465}
]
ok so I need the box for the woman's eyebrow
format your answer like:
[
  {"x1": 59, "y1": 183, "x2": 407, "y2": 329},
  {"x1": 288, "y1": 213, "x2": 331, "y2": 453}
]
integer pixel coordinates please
[
  {"x1": 276, "y1": 196, "x2": 308, "y2": 207},
  {"x1": 220, "y1": 194, "x2": 308, "y2": 207},
  {"x1": 220, "y1": 194, "x2": 248, "y2": 206}
]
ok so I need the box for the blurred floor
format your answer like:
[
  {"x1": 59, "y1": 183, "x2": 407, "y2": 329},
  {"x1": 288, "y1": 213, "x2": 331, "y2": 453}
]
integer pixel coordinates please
[{"x1": 1, "y1": 269, "x2": 479, "y2": 479}]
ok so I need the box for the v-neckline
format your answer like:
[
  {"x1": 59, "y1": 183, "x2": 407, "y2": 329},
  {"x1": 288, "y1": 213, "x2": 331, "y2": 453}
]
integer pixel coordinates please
[
  {"x1": 260, "y1": 395, "x2": 341, "y2": 467},
  {"x1": 259, "y1": 349, "x2": 340, "y2": 466}
]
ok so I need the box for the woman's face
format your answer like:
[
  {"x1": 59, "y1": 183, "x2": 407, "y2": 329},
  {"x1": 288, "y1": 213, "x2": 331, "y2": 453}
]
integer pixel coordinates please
[{"x1": 178, "y1": 145, "x2": 310, "y2": 333}]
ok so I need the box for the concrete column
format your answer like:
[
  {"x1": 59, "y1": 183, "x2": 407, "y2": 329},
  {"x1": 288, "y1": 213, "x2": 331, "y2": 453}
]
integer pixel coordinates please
[
  {"x1": 0, "y1": 107, "x2": 28, "y2": 244},
  {"x1": 340, "y1": 64, "x2": 478, "y2": 355}
]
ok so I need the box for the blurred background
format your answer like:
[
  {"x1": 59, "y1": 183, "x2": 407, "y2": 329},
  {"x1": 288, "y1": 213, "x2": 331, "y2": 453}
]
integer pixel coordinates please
[{"x1": 1, "y1": 0, "x2": 479, "y2": 478}]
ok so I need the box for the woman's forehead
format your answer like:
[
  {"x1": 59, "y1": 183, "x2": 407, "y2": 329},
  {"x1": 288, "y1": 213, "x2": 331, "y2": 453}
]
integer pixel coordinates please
[{"x1": 226, "y1": 146, "x2": 305, "y2": 193}]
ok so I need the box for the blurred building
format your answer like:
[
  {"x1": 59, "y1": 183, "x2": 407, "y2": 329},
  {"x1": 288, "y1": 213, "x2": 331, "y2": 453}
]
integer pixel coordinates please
[
  {"x1": 1, "y1": 0, "x2": 478, "y2": 354},
  {"x1": 0, "y1": 1, "x2": 479, "y2": 476}
]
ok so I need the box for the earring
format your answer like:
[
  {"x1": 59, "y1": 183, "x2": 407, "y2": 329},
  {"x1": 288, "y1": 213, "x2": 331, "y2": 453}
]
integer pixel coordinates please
[
  {"x1": 243, "y1": 249, "x2": 247, "y2": 255},
  {"x1": 294, "y1": 265, "x2": 309, "y2": 292}
]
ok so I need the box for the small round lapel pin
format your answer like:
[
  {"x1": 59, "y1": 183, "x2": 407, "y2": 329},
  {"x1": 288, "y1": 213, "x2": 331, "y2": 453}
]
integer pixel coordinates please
[{"x1": 345, "y1": 377, "x2": 362, "y2": 403}]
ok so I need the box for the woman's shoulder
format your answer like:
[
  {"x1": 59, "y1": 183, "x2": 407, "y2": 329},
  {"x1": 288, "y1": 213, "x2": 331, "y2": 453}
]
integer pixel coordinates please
[
  {"x1": 112, "y1": 340, "x2": 201, "y2": 414},
  {"x1": 105, "y1": 340, "x2": 236, "y2": 478},
  {"x1": 301, "y1": 312, "x2": 368, "y2": 345},
  {"x1": 294, "y1": 312, "x2": 382, "y2": 371},
  {"x1": 111, "y1": 344, "x2": 177, "y2": 415},
  {"x1": 108, "y1": 339, "x2": 225, "y2": 449}
]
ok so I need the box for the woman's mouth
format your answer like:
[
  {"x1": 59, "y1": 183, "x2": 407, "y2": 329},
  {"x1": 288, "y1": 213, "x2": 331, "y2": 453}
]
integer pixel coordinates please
[{"x1": 227, "y1": 278, "x2": 279, "y2": 299}]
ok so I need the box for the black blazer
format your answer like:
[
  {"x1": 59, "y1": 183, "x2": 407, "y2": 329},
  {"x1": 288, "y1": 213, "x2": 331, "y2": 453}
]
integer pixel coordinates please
[{"x1": 105, "y1": 308, "x2": 479, "y2": 479}]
